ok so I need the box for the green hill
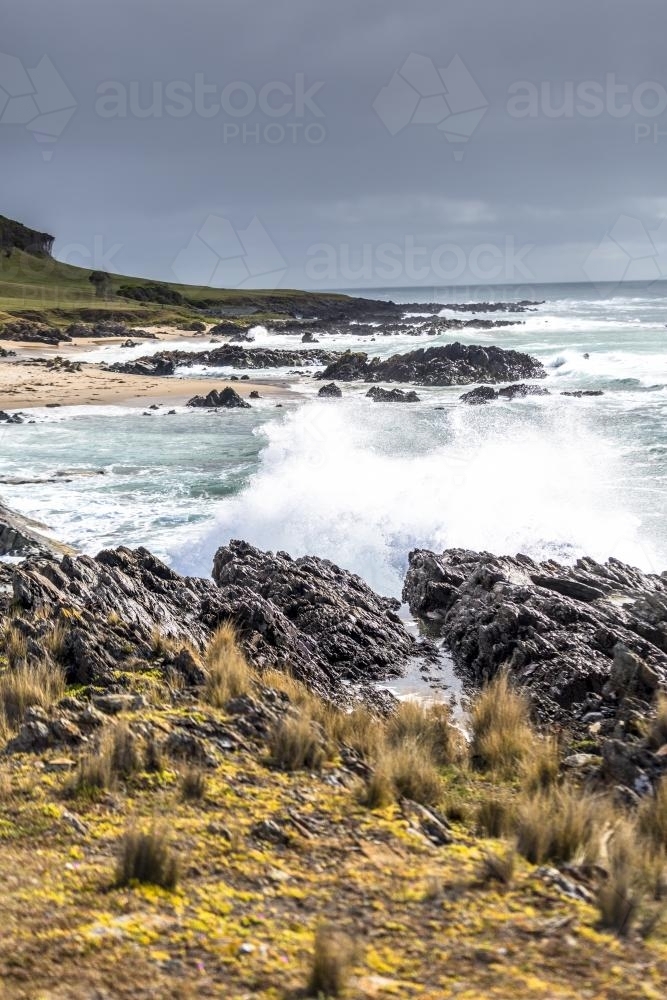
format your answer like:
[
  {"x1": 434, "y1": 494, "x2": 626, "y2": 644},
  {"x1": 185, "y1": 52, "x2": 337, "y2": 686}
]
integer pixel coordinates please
[{"x1": 0, "y1": 215, "x2": 350, "y2": 327}]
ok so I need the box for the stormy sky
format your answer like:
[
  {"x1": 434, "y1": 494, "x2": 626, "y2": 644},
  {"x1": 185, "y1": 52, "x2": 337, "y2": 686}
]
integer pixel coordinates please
[{"x1": 3, "y1": 0, "x2": 667, "y2": 291}]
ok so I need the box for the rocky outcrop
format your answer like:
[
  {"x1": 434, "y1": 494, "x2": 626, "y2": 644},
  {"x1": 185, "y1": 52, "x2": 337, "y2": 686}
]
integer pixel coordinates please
[
  {"x1": 6, "y1": 542, "x2": 427, "y2": 703},
  {"x1": 187, "y1": 388, "x2": 250, "y2": 409},
  {"x1": 317, "y1": 382, "x2": 342, "y2": 398},
  {"x1": 212, "y1": 540, "x2": 427, "y2": 688},
  {"x1": 317, "y1": 343, "x2": 545, "y2": 387},
  {"x1": 402, "y1": 547, "x2": 667, "y2": 724},
  {"x1": 0, "y1": 501, "x2": 74, "y2": 559},
  {"x1": 366, "y1": 387, "x2": 420, "y2": 403},
  {"x1": 0, "y1": 215, "x2": 54, "y2": 257},
  {"x1": 109, "y1": 345, "x2": 338, "y2": 376},
  {"x1": 460, "y1": 383, "x2": 551, "y2": 404}
]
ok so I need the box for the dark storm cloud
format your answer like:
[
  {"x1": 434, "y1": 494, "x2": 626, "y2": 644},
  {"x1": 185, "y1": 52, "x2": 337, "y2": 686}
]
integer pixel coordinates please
[{"x1": 2, "y1": 0, "x2": 667, "y2": 289}]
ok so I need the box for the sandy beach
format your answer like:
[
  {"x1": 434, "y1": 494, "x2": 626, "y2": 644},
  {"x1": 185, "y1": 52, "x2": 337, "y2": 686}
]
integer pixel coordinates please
[{"x1": 0, "y1": 331, "x2": 287, "y2": 409}]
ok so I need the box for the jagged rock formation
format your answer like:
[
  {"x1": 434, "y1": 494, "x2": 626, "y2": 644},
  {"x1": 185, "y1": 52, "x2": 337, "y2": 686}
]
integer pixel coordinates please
[
  {"x1": 460, "y1": 383, "x2": 551, "y2": 404},
  {"x1": 187, "y1": 388, "x2": 250, "y2": 409},
  {"x1": 317, "y1": 382, "x2": 342, "y2": 398},
  {"x1": 109, "y1": 345, "x2": 338, "y2": 376},
  {"x1": 0, "y1": 501, "x2": 74, "y2": 559},
  {"x1": 6, "y1": 541, "x2": 428, "y2": 702},
  {"x1": 366, "y1": 387, "x2": 421, "y2": 403},
  {"x1": 317, "y1": 343, "x2": 546, "y2": 387},
  {"x1": 0, "y1": 215, "x2": 54, "y2": 257},
  {"x1": 403, "y1": 547, "x2": 667, "y2": 724}
]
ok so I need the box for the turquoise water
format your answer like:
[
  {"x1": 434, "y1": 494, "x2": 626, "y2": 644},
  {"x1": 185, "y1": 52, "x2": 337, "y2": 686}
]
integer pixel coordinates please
[{"x1": 1, "y1": 282, "x2": 666, "y2": 594}]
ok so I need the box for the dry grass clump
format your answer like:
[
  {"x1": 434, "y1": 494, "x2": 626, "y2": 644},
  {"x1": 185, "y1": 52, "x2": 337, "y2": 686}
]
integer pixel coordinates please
[
  {"x1": 204, "y1": 621, "x2": 253, "y2": 707},
  {"x1": 637, "y1": 779, "x2": 667, "y2": 850},
  {"x1": 516, "y1": 785, "x2": 604, "y2": 865},
  {"x1": 268, "y1": 713, "x2": 328, "y2": 772},
  {"x1": 359, "y1": 739, "x2": 443, "y2": 808},
  {"x1": 647, "y1": 693, "x2": 667, "y2": 751},
  {"x1": 115, "y1": 825, "x2": 179, "y2": 890},
  {"x1": 469, "y1": 672, "x2": 533, "y2": 775},
  {"x1": 385, "y1": 699, "x2": 465, "y2": 766},
  {"x1": 480, "y1": 845, "x2": 516, "y2": 885},
  {"x1": 180, "y1": 765, "x2": 207, "y2": 801},
  {"x1": 0, "y1": 660, "x2": 65, "y2": 731},
  {"x1": 68, "y1": 749, "x2": 113, "y2": 798},
  {"x1": 521, "y1": 735, "x2": 560, "y2": 792},
  {"x1": 597, "y1": 821, "x2": 642, "y2": 936},
  {"x1": 66, "y1": 723, "x2": 146, "y2": 798},
  {"x1": 327, "y1": 703, "x2": 385, "y2": 762},
  {"x1": 306, "y1": 923, "x2": 355, "y2": 998},
  {"x1": 42, "y1": 620, "x2": 68, "y2": 663},
  {"x1": 2, "y1": 624, "x2": 28, "y2": 668},
  {"x1": 476, "y1": 793, "x2": 518, "y2": 839}
]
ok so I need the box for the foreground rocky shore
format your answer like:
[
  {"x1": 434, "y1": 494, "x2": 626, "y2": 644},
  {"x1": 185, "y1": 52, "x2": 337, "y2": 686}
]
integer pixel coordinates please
[
  {"x1": 2, "y1": 517, "x2": 666, "y2": 796},
  {"x1": 3, "y1": 514, "x2": 667, "y2": 996}
]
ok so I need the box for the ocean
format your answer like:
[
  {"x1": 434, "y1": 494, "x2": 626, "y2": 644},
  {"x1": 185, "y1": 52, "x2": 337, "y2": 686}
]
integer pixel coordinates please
[{"x1": 2, "y1": 280, "x2": 666, "y2": 598}]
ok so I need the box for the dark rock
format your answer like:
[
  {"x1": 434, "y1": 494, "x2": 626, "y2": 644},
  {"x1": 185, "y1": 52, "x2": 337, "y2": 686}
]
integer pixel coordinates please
[
  {"x1": 318, "y1": 343, "x2": 545, "y2": 387},
  {"x1": 366, "y1": 386, "x2": 420, "y2": 403},
  {"x1": 561, "y1": 390, "x2": 604, "y2": 398},
  {"x1": 402, "y1": 547, "x2": 667, "y2": 724},
  {"x1": 249, "y1": 390, "x2": 261, "y2": 399},
  {"x1": 7, "y1": 540, "x2": 427, "y2": 703},
  {"x1": 317, "y1": 382, "x2": 342, "y2": 398},
  {"x1": 0, "y1": 410, "x2": 23, "y2": 423},
  {"x1": 460, "y1": 386, "x2": 497, "y2": 405},
  {"x1": 187, "y1": 387, "x2": 251, "y2": 409},
  {"x1": 109, "y1": 344, "x2": 338, "y2": 376},
  {"x1": 497, "y1": 383, "x2": 551, "y2": 399}
]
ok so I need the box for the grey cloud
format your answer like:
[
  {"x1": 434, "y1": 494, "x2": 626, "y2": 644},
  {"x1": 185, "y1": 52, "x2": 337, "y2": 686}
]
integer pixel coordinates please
[{"x1": 3, "y1": 0, "x2": 667, "y2": 289}]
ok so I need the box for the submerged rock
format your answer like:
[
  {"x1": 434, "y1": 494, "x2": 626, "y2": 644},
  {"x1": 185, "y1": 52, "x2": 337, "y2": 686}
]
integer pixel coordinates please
[
  {"x1": 187, "y1": 387, "x2": 251, "y2": 409},
  {"x1": 460, "y1": 386, "x2": 497, "y2": 405},
  {"x1": 366, "y1": 386, "x2": 421, "y2": 403}
]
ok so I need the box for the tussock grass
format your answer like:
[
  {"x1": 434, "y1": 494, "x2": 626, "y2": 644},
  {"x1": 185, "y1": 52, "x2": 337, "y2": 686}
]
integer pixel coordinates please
[
  {"x1": 3, "y1": 625, "x2": 28, "y2": 668},
  {"x1": 359, "y1": 738, "x2": 443, "y2": 808},
  {"x1": 521, "y1": 735, "x2": 560, "y2": 792},
  {"x1": 480, "y1": 845, "x2": 515, "y2": 885},
  {"x1": 306, "y1": 923, "x2": 354, "y2": 998},
  {"x1": 0, "y1": 660, "x2": 65, "y2": 731},
  {"x1": 180, "y1": 766, "x2": 207, "y2": 801},
  {"x1": 111, "y1": 722, "x2": 142, "y2": 778},
  {"x1": 204, "y1": 621, "x2": 253, "y2": 707},
  {"x1": 42, "y1": 620, "x2": 68, "y2": 663},
  {"x1": 68, "y1": 749, "x2": 113, "y2": 798},
  {"x1": 115, "y1": 825, "x2": 179, "y2": 890},
  {"x1": 66, "y1": 723, "x2": 146, "y2": 798},
  {"x1": 476, "y1": 793, "x2": 518, "y2": 839},
  {"x1": 268, "y1": 713, "x2": 328, "y2": 772},
  {"x1": 597, "y1": 821, "x2": 641, "y2": 936},
  {"x1": 516, "y1": 786, "x2": 605, "y2": 865},
  {"x1": 647, "y1": 694, "x2": 667, "y2": 751},
  {"x1": 327, "y1": 703, "x2": 385, "y2": 761},
  {"x1": 638, "y1": 779, "x2": 667, "y2": 850},
  {"x1": 385, "y1": 699, "x2": 465, "y2": 766},
  {"x1": 470, "y1": 672, "x2": 532, "y2": 775}
]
